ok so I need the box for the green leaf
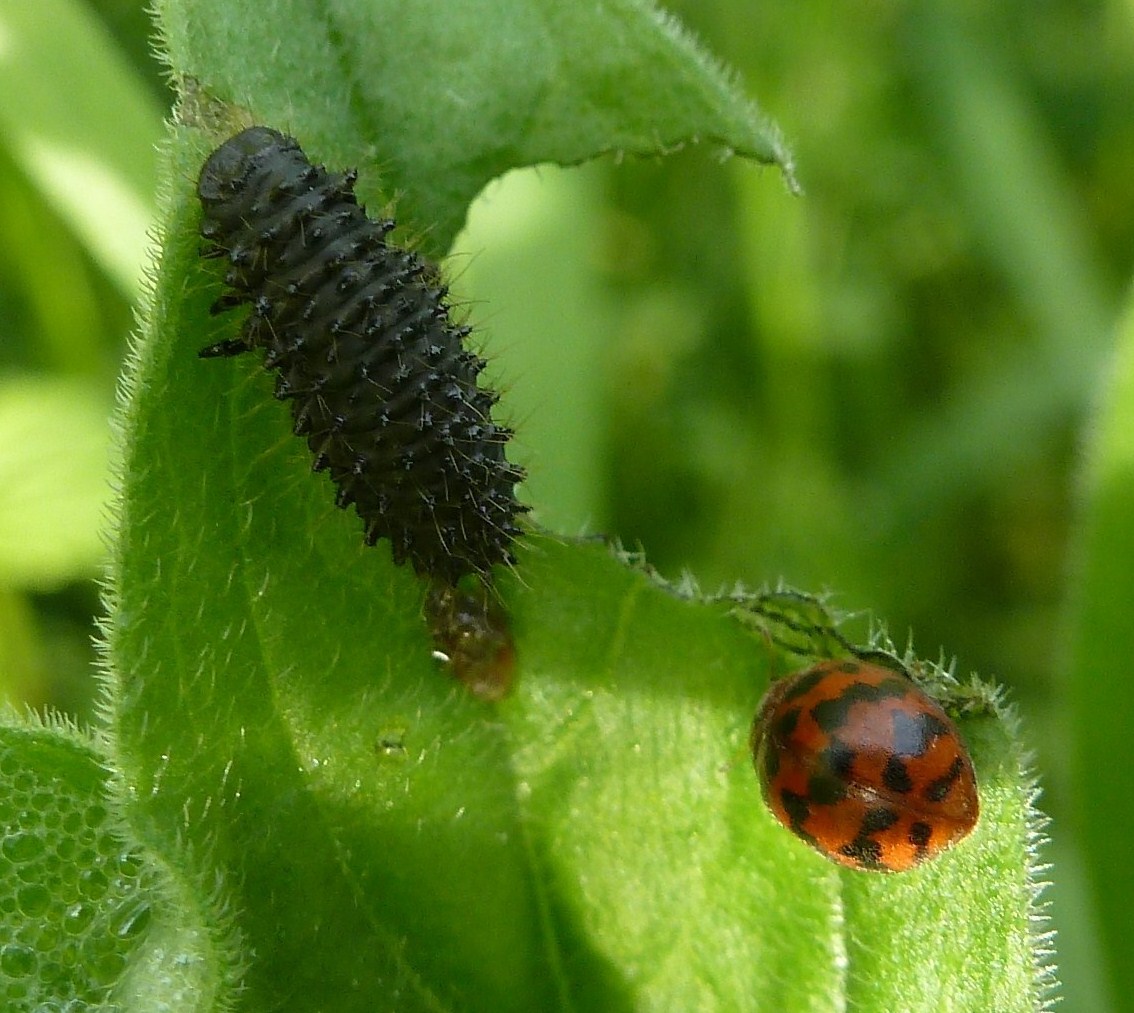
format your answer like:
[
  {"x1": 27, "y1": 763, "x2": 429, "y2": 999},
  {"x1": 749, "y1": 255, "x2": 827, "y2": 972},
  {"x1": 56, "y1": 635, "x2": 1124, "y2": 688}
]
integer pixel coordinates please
[
  {"x1": 0, "y1": 713, "x2": 227, "y2": 1011},
  {"x1": 157, "y1": 0, "x2": 795, "y2": 252},
  {"x1": 106, "y1": 381, "x2": 1045, "y2": 1009},
  {"x1": 106, "y1": 162, "x2": 1046, "y2": 998},
  {"x1": 97, "y1": 2, "x2": 1046, "y2": 1009}
]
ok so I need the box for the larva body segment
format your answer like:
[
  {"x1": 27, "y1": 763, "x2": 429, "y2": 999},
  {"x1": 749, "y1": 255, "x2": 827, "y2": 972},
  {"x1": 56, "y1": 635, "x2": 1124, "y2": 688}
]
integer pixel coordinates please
[{"x1": 197, "y1": 126, "x2": 527, "y2": 586}]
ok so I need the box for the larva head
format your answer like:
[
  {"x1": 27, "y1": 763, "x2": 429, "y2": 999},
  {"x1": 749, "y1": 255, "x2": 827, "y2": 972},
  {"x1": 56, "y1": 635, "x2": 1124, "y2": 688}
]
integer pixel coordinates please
[{"x1": 196, "y1": 126, "x2": 294, "y2": 206}]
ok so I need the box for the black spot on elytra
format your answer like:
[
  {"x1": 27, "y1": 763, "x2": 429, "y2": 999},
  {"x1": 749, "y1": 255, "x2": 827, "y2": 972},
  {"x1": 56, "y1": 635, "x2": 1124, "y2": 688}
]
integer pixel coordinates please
[
  {"x1": 838, "y1": 806, "x2": 900, "y2": 869},
  {"x1": 779, "y1": 667, "x2": 830, "y2": 705},
  {"x1": 924, "y1": 755, "x2": 966, "y2": 803},
  {"x1": 840, "y1": 837, "x2": 884, "y2": 868},
  {"x1": 890, "y1": 708, "x2": 950, "y2": 758},
  {"x1": 761, "y1": 743, "x2": 780, "y2": 780},
  {"x1": 882, "y1": 754, "x2": 914, "y2": 794},
  {"x1": 810, "y1": 676, "x2": 906, "y2": 734},
  {"x1": 773, "y1": 706, "x2": 802, "y2": 742},
  {"x1": 806, "y1": 770, "x2": 847, "y2": 807},
  {"x1": 858, "y1": 805, "x2": 900, "y2": 835},
  {"x1": 909, "y1": 821, "x2": 933, "y2": 850},
  {"x1": 780, "y1": 789, "x2": 811, "y2": 832},
  {"x1": 820, "y1": 738, "x2": 855, "y2": 780}
]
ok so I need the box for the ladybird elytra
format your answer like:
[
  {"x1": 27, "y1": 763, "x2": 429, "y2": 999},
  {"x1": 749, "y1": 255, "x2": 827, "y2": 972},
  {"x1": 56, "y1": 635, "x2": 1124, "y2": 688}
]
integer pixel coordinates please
[{"x1": 751, "y1": 658, "x2": 979, "y2": 872}]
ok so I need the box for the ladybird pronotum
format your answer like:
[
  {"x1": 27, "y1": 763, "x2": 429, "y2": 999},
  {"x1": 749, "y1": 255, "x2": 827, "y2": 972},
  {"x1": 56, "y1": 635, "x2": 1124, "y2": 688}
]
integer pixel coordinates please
[{"x1": 751, "y1": 658, "x2": 979, "y2": 872}]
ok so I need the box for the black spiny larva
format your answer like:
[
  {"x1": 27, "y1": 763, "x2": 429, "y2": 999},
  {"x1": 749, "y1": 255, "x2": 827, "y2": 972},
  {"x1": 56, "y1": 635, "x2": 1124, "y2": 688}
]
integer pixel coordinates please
[{"x1": 196, "y1": 126, "x2": 527, "y2": 587}]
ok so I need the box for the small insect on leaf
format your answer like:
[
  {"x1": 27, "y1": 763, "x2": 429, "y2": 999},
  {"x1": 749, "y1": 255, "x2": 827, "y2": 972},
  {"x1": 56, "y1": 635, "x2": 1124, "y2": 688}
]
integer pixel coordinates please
[
  {"x1": 750, "y1": 659, "x2": 979, "y2": 872},
  {"x1": 196, "y1": 126, "x2": 528, "y2": 586},
  {"x1": 425, "y1": 583, "x2": 516, "y2": 702}
]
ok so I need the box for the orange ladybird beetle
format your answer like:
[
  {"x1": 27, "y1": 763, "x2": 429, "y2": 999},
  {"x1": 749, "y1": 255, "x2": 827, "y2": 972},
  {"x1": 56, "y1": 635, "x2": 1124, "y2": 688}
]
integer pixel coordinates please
[{"x1": 751, "y1": 658, "x2": 979, "y2": 872}]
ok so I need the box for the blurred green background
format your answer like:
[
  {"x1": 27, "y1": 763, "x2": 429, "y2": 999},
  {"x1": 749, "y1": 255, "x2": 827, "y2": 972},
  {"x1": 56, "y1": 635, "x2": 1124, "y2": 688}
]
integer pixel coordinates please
[{"x1": 1, "y1": 0, "x2": 1132, "y2": 1008}]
